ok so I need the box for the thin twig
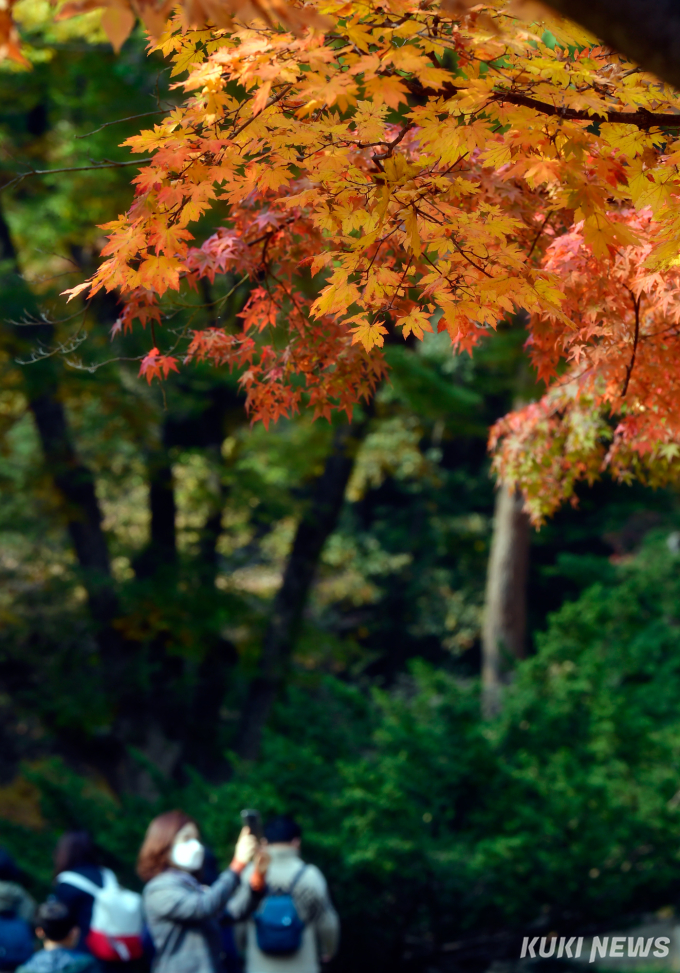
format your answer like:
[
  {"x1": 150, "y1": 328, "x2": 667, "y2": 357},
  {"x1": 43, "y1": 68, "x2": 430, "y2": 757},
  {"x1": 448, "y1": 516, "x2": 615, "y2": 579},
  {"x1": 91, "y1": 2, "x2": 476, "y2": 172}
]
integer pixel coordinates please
[
  {"x1": 75, "y1": 111, "x2": 168, "y2": 139},
  {"x1": 232, "y1": 84, "x2": 294, "y2": 141},
  {"x1": 525, "y1": 210, "x2": 553, "y2": 263},
  {"x1": 1, "y1": 159, "x2": 152, "y2": 194},
  {"x1": 15, "y1": 331, "x2": 88, "y2": 365},
  {"x1": 622, "y1": 291, "x2": 641, "y2": 397}
]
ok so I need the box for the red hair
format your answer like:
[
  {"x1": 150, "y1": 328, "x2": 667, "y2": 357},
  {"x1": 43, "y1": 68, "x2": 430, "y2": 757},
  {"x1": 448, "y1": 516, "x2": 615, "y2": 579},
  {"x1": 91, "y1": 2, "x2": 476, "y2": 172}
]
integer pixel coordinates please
[{"x1": 136, "y1": 810, "x2": 197, "y2": 882}]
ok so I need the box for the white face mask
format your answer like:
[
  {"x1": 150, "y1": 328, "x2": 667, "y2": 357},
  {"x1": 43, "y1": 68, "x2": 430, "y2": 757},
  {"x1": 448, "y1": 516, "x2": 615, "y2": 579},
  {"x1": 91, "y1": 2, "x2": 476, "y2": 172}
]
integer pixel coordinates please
[{"x1": 171, "y1": 838, "x2": 205, "y2": 872}]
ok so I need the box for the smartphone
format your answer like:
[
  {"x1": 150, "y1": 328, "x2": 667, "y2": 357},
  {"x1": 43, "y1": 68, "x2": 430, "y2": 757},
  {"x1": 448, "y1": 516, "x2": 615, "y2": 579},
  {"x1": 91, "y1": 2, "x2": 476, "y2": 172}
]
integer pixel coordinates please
[{"x1": 240, "y1": 808, "x2": 262, "y2": 838}]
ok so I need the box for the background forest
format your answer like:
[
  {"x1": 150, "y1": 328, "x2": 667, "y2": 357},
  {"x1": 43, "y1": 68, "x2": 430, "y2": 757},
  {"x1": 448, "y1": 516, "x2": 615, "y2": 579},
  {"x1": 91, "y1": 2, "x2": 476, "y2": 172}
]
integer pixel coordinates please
[{"x1": 3, "y1": 9, "x2": 680, "y2": 973}]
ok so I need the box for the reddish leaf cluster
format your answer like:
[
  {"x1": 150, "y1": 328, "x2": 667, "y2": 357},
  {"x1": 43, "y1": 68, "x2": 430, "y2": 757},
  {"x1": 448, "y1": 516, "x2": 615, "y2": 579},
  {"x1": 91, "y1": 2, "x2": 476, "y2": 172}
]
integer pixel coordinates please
[{"x1": 57, "y1": 0, "x2": 680, "y2": 516}]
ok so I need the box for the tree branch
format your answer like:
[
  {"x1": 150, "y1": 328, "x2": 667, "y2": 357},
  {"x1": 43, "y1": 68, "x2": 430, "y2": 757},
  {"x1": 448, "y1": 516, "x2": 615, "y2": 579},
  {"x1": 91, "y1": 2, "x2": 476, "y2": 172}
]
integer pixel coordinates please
[
  {"x1": 622, "y1": 291, "x2": 641, "y2": 397},
  {"x1": 492, "y1": 91, "x2": 680, "y2": 129},
  {"x1": 403, "y1": 74, "x2": 680, "y2": 128},
  {"x1": 1, "y1": 159, "x2": 152, "y2": 193},
  {"x1": 526, "y1": 210, "x2": 554, "y2": 263},
  {"x1": 76, "y1": 112, "x2": 166, "y2": 139}
]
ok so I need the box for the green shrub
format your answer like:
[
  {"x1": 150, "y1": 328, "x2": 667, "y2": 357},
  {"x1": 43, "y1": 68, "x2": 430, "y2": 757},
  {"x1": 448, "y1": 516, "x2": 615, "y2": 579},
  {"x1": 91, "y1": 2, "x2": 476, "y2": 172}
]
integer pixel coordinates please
[{"x1": 4, "y1": 538, "x2": 680, "y2": 971}]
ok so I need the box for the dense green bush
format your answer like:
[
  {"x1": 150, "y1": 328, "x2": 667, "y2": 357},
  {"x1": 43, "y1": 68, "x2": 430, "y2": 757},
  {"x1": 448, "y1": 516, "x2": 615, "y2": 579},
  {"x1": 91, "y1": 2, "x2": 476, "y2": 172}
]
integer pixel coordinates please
[{"x1": 4, "y1": 537, "x2": 680, "y2": 971}]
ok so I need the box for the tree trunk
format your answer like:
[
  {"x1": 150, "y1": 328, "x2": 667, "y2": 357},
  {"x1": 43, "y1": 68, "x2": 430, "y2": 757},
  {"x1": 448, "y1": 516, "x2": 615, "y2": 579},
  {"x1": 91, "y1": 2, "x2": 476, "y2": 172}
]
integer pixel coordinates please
[
  {"x1": 198, "y1": 445, "x2": 227, "y2": 582},
  {"x1": 0, "y1": 203, "x2": 143, "y2": 787},
  {"x1": 481, "y1": 483, "x2": 530, "y2": 718},
  {"x1": 134, "y1": 446, "x2": 177, "y2": 578},
  {"x1": 236, "y1": 414, "x2": 372, "y2": 760},
  {"x1": 29, "y1": 390, "x2": 119, "y2": 627},
  {"x1": 545, "y1": 0, "x2": 680, "y2": 92},
  {"x1": 0, "y1": 204, "x2": 120, "y2": 638}
]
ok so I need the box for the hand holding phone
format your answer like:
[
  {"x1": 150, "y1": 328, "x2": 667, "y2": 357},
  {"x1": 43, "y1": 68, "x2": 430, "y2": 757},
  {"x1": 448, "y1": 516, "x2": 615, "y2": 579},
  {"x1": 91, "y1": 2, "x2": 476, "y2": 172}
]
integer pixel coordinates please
[{"x1": 240, "y1": 808, "x2": 262, "y2": 839}]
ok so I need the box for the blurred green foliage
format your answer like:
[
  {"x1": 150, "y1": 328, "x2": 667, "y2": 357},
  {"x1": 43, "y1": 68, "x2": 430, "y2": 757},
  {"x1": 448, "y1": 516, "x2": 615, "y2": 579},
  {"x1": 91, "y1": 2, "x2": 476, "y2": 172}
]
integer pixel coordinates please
[{"x1": 5, "y1": 538, "x2": 680, "y2": 971}]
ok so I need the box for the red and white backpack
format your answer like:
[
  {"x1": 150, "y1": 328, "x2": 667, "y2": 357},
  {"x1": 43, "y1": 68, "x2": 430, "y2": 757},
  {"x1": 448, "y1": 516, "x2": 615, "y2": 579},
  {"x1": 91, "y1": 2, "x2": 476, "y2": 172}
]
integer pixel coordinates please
[{"x1": 57, "y1": 868, "x2": 144, "y2": 962}]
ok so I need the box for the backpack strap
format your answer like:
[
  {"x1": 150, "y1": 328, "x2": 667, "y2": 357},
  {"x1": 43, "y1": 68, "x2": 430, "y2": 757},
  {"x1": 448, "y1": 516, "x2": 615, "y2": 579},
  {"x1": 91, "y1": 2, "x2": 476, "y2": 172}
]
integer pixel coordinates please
[
  {"x1": 56, "y1": 871, "x2": 103, "y2": 898},
  {"x1": 287, "y1": 864, "x2": 307, "y2": 895},
  {"x1": 100, "y1": 868, "x2": 118, "y2": 891}
]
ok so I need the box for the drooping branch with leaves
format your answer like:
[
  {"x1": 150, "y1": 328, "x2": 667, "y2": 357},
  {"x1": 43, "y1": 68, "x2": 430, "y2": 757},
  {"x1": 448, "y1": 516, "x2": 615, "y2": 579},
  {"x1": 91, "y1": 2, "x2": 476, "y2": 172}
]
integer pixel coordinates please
[{"x1": 4, "y1": 0, "x2": 679, "y2": 521}]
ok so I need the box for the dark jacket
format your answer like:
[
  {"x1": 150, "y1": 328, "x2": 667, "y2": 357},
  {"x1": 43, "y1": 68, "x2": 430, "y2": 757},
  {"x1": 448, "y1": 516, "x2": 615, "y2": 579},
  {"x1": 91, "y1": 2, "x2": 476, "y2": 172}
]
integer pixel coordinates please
[
  {"x1": 53, "y1": 867, "x2": 104, "y2": 954},
  {"x1": 143, "y1": 868, "x2": 261, "y2": 973},
  {"x1": 16, "y1": 948, "x2": 99, "y2": 973}
]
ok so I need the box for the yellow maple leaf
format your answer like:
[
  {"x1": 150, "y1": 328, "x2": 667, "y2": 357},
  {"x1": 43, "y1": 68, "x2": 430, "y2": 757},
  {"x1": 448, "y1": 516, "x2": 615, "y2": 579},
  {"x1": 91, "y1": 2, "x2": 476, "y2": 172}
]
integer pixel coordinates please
[
  {"x1": 349, "y1": 316, "x2": 388, "y2": 350},
  {"x1": 397, "y1": 307, "x2": 433, "y2": 340},
  {"x1": 404, "y1": 207, "x2": 421, "y2": 258},
  {"x1": 363, "y1": 74, "x2": 408, "y2": 109},
  {"x1": 137, "y1": 255, "x2": 183, "y2": 295}
]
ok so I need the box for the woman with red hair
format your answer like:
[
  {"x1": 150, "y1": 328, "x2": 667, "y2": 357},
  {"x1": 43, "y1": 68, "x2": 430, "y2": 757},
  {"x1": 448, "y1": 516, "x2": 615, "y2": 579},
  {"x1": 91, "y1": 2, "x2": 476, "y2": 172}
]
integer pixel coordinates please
[{"x1": 138, "y1": 810, "x2": 267, "y2": 973}]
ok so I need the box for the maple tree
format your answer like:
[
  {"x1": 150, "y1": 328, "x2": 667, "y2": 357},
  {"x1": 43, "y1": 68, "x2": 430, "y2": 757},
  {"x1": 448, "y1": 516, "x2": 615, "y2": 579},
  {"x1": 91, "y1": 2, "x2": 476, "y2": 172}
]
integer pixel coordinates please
[{"x1": 8, "y1": 0, "x2": 680, "y2": 521}]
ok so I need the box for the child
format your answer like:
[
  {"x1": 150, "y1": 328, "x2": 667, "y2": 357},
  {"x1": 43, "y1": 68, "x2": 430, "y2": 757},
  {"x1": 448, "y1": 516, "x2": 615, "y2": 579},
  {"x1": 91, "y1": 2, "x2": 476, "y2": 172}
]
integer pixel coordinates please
[{"x1": 16, "y1": 902, "x2": 98, "y2": 973}]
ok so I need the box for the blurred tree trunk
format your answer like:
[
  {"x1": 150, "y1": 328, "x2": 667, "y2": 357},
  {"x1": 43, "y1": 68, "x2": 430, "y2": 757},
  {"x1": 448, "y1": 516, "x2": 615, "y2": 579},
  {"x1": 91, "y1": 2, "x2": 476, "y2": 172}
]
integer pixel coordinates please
[
  {"x1": 0, "y1": 203, "x2": 145, "y2": 787},
  {"x1": 236, "y1": 412, "x2": 372, "y2": 761},
  {"x1": 134, "y1": 440, "x2": 177, "y2": 579},
  {"x1": 0, "y1": 205, "x2": 120, "y2": 644},
  {"x1": 481, "y1": 483, "x2": 530, "y2": 718},
  {"x1": 149, "y1": 456, "x2": 177, "y2": 561},
  {"x1": 198, "y1": 445, "x2": 228, "y2": 583},
  {"x1": 133, "y1": 403, "x2": 238, "y2": 780}
]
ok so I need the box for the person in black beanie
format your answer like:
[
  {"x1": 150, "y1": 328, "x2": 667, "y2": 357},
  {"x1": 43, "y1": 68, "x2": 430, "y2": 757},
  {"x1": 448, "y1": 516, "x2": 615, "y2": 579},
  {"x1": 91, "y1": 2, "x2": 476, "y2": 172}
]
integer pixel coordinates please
[{"x1": 232, "y1": 816, "x2": 339, "y2": 973}]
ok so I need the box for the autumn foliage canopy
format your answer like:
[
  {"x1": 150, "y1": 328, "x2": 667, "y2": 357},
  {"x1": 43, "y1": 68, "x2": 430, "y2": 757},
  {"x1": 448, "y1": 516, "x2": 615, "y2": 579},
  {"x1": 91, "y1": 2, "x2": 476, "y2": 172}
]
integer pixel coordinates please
[{"x1": 9, "y1": 0, "x2": 680, "y2": 521}]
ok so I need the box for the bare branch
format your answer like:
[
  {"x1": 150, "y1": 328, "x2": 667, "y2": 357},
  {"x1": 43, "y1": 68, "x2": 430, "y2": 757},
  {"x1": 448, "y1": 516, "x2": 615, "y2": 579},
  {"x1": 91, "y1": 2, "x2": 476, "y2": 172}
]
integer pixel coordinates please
[
  {"x1": 76, "y1": 111, "x2": 167, "y2": 139},
  {"x1": 1, "y1": 159, "x2": 152, "y2": 194}
]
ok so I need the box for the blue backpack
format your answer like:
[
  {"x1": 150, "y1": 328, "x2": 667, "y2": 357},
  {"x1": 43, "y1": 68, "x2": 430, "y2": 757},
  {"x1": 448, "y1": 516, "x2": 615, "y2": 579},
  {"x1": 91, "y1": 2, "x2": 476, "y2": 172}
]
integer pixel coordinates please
[
  {"x1": 0, "y1": 913, "x2": 34, "y2": 969},
  {"x1": 254, "y1": 865, "x2": 307, "y2": 957}
]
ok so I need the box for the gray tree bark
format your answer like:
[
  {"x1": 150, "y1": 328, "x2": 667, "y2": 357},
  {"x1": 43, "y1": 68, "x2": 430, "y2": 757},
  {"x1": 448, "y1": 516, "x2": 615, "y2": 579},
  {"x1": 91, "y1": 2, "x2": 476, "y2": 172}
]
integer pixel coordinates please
[
  {"x1": 481, "y1": 484, "x2": 530, "y2": 718},
  {"x1": 545, "y1": 0, "x2": 680, "y2": 92}
]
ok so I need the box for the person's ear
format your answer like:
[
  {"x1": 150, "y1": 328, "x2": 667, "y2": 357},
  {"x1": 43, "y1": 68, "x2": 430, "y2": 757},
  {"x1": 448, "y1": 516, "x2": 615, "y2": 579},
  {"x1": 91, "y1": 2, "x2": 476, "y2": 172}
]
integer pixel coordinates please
[{"x1": 36, "y1": 928, "x2": 46, "y2": 941}]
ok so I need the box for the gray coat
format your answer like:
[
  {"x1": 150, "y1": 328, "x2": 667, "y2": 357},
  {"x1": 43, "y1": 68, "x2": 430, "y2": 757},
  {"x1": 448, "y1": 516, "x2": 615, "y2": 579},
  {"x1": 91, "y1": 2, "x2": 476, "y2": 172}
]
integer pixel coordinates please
[{"x1": 143, "y1": 868, "x2": 259, "y2": 973}]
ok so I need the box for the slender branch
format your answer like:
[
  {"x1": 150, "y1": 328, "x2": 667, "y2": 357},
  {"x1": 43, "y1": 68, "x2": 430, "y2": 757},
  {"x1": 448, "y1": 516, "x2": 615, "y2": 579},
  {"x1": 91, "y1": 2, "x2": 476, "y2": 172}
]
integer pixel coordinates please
[
  {"x1": 1, "y1": 159, "x2": 152, "y2": 194},
  {"x1": 373, "y1": 121, "x2": 415, "y2": 163},
  {"x1": 401, "y1": 73, "x2": 680, "y2": 129},
  {"x1": 231, "y1": 84, "x2": 294, "y2": 141},
  {"x1": 526, "y1": 211, "x2": 554, "y2": 263},
  {"x1": 76, "y1": 111, "x2": 167, "y2": 139},
  {"x1": 622, "y1": 292, "x2": 641, "y2": 397},
  {"x1": 492, "y1": 91, "x2": 680, "y2": 130}
]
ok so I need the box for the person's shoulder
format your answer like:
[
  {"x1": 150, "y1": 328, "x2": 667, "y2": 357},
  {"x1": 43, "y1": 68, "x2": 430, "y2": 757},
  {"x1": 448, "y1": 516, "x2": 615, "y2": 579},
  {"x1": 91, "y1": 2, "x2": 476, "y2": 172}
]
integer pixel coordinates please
[
  {"x1": 55, "y1": 864, "x2": 103, "y2": 894},
  {"x1": 16, "y1": 949, "x2": 62, "y2": 973},
  {"x1": 297, "y1": 862, "x2": 328, "y2": 891},
  {"x1": 144, "y1": 869, "x2": 190, "y2": 895},
  {"x1": 62, "y1": 951, "x2": 100, "y2": 973},
  {"x1": 15, "y1": 958, "x2": 38, "y2": 973},
  {"x1": 144, "y1": 870, "x2": 173, "y2": 892}
]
